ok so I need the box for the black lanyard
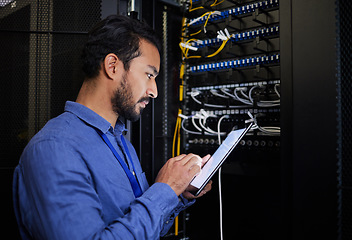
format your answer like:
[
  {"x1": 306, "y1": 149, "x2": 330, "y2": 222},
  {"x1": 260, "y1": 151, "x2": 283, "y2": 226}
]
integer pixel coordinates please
[{"x1": 95, "y1": 129, "x2": 143, "y2": 198}]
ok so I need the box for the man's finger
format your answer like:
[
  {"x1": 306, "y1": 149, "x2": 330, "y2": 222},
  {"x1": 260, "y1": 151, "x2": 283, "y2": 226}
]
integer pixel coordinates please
[
  {"x1": 185, "y1": 155, "x2": 202, "y2": 169},
  {"x1": 188, "y1": 161, "x2": 202, "y2": 178},
  {"x1": 203, "y1": 180, "x2": 212, "y2": 192},
  {"x1": 177, "y1": 153, "x2": 201, "y2": 166},
  {"x1": 172, "y1": 154, "x2": 186, "y2": 161},
  {"x1": 201, "y1": 154, "x2": 211, "y2": 167}
]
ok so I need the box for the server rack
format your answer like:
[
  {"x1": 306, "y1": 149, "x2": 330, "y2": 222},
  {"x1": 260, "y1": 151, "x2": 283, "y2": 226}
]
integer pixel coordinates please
[
  {"x1": 154, "y1": 0, "x2": 340, "y2": 239},
  {"x1": 175, "y1": 1, "x2": 281, "y2": 239}
]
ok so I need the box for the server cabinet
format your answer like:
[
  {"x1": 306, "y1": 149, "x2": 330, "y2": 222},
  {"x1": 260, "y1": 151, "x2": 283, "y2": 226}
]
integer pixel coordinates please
[
  {"x1": 281, "y1": 0, "x2": 337, "y2": 239},
  {"x1": 154, "y1": 0, "x2": 341, "y2": 239}
]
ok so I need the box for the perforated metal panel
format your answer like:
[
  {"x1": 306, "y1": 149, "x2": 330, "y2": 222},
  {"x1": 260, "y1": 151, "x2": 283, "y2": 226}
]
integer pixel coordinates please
[
  {"x1": 0, "y1": 3, "x2": 31, "y2": 167},
  {"x1": 337, "y1": 0, "x2": 352, "y2": 239},
  {"x1": 0, "y1": 0, "x2": 102, "y2": 167}
]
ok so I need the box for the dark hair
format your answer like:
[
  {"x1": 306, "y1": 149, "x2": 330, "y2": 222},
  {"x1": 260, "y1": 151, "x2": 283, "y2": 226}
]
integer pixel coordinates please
[{"x1": 81, "y1": 15, "x2": 161, "y2": 79}]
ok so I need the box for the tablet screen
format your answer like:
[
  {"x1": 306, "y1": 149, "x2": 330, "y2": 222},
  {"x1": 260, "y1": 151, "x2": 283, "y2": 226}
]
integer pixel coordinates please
[{"x1": 190, "y1": 123, "x2": 252, "y2": 196}]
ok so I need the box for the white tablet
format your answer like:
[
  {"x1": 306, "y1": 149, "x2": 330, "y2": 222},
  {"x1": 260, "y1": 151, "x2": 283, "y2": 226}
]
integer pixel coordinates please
[{"x1": 190, "y1": 123, "x2": 253, "y2": 196}]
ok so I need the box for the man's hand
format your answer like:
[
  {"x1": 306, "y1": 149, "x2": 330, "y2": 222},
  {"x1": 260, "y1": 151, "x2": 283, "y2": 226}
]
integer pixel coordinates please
[
  {"x1": 182, "y1": 154, "x2": 212, "y2": 199},
  {"x1": 155, "y1": 153, "x2": 203, "y2": 196},
  {"x1": 182, "y1": 180, "x2": 213, "y2": 199}
]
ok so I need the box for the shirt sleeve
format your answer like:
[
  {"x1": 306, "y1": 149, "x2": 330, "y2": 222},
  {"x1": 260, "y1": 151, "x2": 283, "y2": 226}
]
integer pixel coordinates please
[
  {"x1": 14, "y1": 138, "x2": 181, "y2": 240},
  {"x1": 159, "y1": 195, "x2": 196, "y2": 236},
  {"x1": 121, "y1": 135, "x2": 196, "y2": 237}
]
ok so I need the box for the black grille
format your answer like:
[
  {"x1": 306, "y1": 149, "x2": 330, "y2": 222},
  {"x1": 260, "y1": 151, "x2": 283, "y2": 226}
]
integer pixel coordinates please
[
  {"x1": 337, "y1": 0, "x2": 352, "y2": 239},
  {"x1": 0, "y1": 0, "x2": 102, "y2": 167},
  {"x1": 0, "y1": 4, "x2": 31, "y2": 167},
  {"x1": 53, "y1": 1, "x2": 101, "y2": 32}
]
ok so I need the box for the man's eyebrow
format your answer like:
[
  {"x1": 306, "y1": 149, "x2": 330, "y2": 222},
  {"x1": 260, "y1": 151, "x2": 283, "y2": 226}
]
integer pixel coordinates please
[{"x1": 147, "y1": 65, "x2": 159, "y2": 76}]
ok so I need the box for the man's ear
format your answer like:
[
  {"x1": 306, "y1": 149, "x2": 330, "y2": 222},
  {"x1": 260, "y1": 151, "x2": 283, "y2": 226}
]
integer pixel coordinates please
[{"x1": 103, "y1": 53, "x2": 120, "y2": 80}]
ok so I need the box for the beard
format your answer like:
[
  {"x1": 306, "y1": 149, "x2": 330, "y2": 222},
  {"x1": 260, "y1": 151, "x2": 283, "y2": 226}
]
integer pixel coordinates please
[{"x1": 111, "y1": 72, "x2": 150, "y2": 122}]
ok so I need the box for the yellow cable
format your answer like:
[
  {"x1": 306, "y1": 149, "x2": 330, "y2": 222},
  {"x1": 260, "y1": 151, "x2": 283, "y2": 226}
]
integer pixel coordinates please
[
  {"x1": 190, "y1": 29, "x2": 202, "y2": 36},
  {"x1": 189, "y1": 0, "x2": 204, "y2": 12},
  {"x1": 188, "y1": 11, "x2": 213, "y2": 36},
  {"x1": 180, "y1": 37, "x2": 229, "y2": 59},
  {"x1": 189, "y1": 0, "x2": 224, "y2": 11},
  {"x1": 177, "y1": 118, "x2": 181, "y2": 156},
  {"x1": 179, "y1": 38, "x2": 203, "y2": 59},
  {"x1": 180, "y1": 63, "x2": 185, "y2": 80},
  {"x1": 203, "y1": 11, "x2": 213, "y2": 30},
  {"x1": 210, "y1": 0, "x2": 225, "y2": 7},
  {"x1": 172, "y1": 117, "x2": 179, "y2": 158},
  {"x1": 179, "y1": 84, "x2": 184, "y2": 102},
  {"x1": 172, "y1": 109, "x2": 182, "y2": 236},
  {"x1": 175, "y1": 115, "x2": 182, "y2": 236},
  {"x1": 206, "y1": 38, "x2": 229, "y2": 58},
  {"x1": 175, "y1": 215, "x2": 179, "y2": 236},
  {"x1": 182, "y1": 9, "x2": 230, "y2": 58}
]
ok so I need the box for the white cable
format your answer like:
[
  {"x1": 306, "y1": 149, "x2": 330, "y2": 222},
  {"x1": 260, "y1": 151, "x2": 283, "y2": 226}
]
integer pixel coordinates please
[
  {"x1": 217, "y1": 28, "x2": 233, "y2": 41},
  {"x1": 234, "y1": 88, "x2": 252, "y2": 105},
  {"x1": 198, "y1": 118, "x2": 216, "y2": 134},
  {"x1": 222, "y1": 87, "x2": 279, "y2": 107},
  {"x1": 189, "y1": 15, "x2": 204, "y2": 26},
  {"x1": 191, "y1": 115, "x2": 203, "y2": 132},
  {"x1": 190, "y1": 91, "x2": 248, "y2": 109},
  {"x1": 180, "y1": 113, "x2": 228, "y2": 136},
  {"x1": 181, "y1": 117, "x2": 202, "y2": 135},
  {"x1": 217, "y1": 115, "x2": 228, "y2": 240},
  {"x1": 180, "y1": 42, "x2": 198, "y2": 51},
  {"x1": 247, "y1": 85, "x2": 281, "y2": 107},
  {"x1": 240, "y1": 89, "x2": 250, "y2": 100},
  {"x1": 247, "y1": 111, "x2": 281, "y2": 135},
  {"x1": 248, "y1": 85, "x2": 259, "y2": 103},
  {"x1": 258, "y1": 126, "x2": 280, "y2": 135},
  {"x1": 191, "y1": 83, "x2": 281, "y2": 109},
  {"x1": 217, "y1": 115, "x2": 229, "y2": 144},
  {"x1": 198, "y1": 111, "x2": 226, "y2": 135},
  {"x1": 220, "y1": 88, "x2": 236, "y2": 99},
  {"x1": 189, "y1": 84, "x2": 281, "y2": 121},
  {"x1": 191, "y1": 92, "x2": 227, "y2": 108},
  {"x1": 210, "y1": 89, "x2": 229, "y2": 99},
  {"x1": 219, "y1": 167, "x2": 223, "y2": 240},
  {"x1": 217, "y1": 30, "x2": 228, "y2": 41},
  {"x1": 274, "y1": 84, "x2": 280, "y2": 98}
]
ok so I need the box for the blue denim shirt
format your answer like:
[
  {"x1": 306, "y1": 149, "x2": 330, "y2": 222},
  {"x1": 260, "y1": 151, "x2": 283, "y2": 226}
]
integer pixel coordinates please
[{"x1": 13, "y1": 101, "x2": 194, "y2": 240}]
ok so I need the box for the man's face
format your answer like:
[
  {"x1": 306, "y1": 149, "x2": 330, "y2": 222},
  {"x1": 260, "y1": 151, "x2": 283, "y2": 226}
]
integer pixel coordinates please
[{"x1": 111, "y1": 39, "x2": 160, "y2": 121}]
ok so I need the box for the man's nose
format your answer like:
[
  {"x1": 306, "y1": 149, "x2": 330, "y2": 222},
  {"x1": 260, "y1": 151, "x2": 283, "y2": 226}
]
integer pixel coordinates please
[{"x1": 147, "y1": 78, "x2": 158, "y2": 98}]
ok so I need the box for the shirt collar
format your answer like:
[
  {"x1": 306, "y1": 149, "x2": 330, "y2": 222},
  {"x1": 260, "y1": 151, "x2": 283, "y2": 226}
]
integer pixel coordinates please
[
  {"x1": 114, "y1": 118, "x2": 128, "y2": 136},
  {"x1": 64, "y1": 101, "x2": 127, "y2": 135}
]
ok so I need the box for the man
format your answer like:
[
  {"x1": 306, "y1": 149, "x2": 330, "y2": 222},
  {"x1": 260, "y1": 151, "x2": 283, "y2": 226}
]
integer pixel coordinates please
[{"x1": 13, "y1": 15, "x2": 211, "y2": 239}]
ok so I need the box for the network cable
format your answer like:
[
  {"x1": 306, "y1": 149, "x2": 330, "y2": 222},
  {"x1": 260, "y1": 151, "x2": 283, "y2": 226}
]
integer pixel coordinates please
[
  {"x1": 189, "y1": 90, "x2": 249, "y2": 109},
  {"x1": 247, "y1": 111, "x2": 280, "y2": 135},
  {"x1": 188, "y1": 54, "x2": 280, "y2": 73},
  {"x1": 188, "y1": 0, "x2": 225, "y2": 12},
  {"x1": 179, "y1": 111, "x2": 228, "y2": 136},
  {"x1": 180, "y1": 25, "x2": 279, "y2": 59},
  {"x1": 190, "y1": 25, "x2": 280, "y2": 49},
  {"x1": 172, "y1": 109, "x2": 183, "y2": 236},
  {"x1": 179, "y1": 28, "x2": 231, "y2": 59},
  {"x1": 188, "y1": 0, "x2": 279, "y2": 26},
  {"x1": 187, "y1": 11, "x2": 221, "y2": 36},
  {"x1": 189, "y1": 84, "x2": 280, "y2": 109},
  {"x1": 217, "y1": 114, "x2": 228, "y2": 240}
]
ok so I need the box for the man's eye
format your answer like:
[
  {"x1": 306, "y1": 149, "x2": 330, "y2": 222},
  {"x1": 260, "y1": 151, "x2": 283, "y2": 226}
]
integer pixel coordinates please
[{"x1": 147, "y1": 73, "x2": 153, "y2": 79}]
